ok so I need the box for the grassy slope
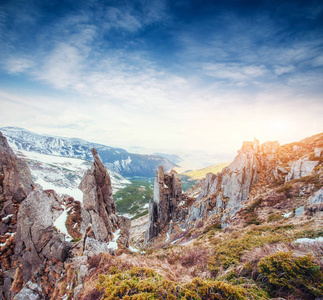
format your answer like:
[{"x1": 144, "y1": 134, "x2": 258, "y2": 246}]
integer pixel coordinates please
[{"x1": 183, "y1": 162, "x2": 231, "y2": 180}]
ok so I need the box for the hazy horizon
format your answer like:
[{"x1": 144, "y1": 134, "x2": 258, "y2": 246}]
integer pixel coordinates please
[{"x1": 1, "y1": 0, "x2": 322, "y2": 169}]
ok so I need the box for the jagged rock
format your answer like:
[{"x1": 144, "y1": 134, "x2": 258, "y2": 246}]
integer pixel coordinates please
[
  {"x1": 79, "y1": 148, "x2": 130, "y2": 249},
  {"x1": 314, "y1": 147, "x2": 322, "y2": 157},
  {"x1": 0, "y1": 131, "x2": 34, "y2": 299},
  {"x1": 147, "y1": 166, "x2": 184, "y2": 241},
  {"x1": 79, "y1": 149, "x2": 115, "y2": 242},
  {"x1": 285, "y1": 158, "x2": 319, "y2": 181},
  {"x1": 309, "y1": 187, "x2": 323, "y2": 204},
  {"x1": 117, "y1": 216, "x2": 131, "y2": 248},
  {"x1": 0, "y1": 131, "x2": 33, "y2": 259},
  {"x1": 13, "y1": 281, "x2": 43, "y2": 300},
  {"x1": 0, "y1": 132, "x2": 33, "y2": 204},
  {"x1": 83, "y1": 237, "x2": 110, "y2": 256},
  {"x1": 295, "y1": 206, "x2": 305, "y2": 217},
  {"x1": 15, "y1": 187, "x2": 71, "y2": 283},
  {"x1": 221, "y1": 139, "x2": 261, "y2": 211},
  {"x1": 197, "y1": 173, "x2": 218, "y2": 201}
]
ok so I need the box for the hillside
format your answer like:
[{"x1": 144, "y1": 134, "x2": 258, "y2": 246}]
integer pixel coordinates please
[{"x1": 182, "y1": 161, "x2": 231, "y2": 180}]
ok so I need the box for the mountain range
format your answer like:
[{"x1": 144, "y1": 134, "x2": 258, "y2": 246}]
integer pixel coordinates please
[{"x1": 0, "y1": 127, "x2": 177, "y2": 178}]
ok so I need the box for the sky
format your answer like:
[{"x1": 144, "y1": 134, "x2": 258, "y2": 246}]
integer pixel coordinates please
[{"x1": 0, "y1": 0, "x2": 322, "y2": 169}]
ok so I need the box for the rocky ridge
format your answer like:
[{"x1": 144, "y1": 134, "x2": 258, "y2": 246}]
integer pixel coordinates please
[{"x1": 145, "y1": 133, "x2": 323, "y2": 247}]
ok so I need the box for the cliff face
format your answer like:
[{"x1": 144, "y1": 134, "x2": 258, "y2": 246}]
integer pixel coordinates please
[{"x1": 191, "y1": 135, "x2": 322, "y2": 226}]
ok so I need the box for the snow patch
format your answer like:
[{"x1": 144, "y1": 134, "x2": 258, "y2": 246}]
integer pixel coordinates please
[
  {"x1": 108, "y1": 229, "x2": 120, "y2": 250},
  {"x1": 294, "y1": 237, "x2": 323, "y2": 244},
  {"x1": 129, "y1": 245, "x2": 140, "y2": 252},
  {"x1": 53, "y1": 209, "x2": 72, "y2": 242},
  {"x1": 1, "y1": 214, "x2": 14, "y2": 221},
  {"x1": 282, "y1": 212, "x2": 292, "y2": 218}
]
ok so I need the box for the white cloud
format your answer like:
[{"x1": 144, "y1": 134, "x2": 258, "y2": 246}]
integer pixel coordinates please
[
  {"x1": 274, "y1": 65, "x2": 295, "y2": 75},
  {"x1": 203, "y1": 63, "x2": 267, "y2": 82},
  {"x1": 36, "y1": 43, "x2": 84, "y2": 89},
  {"x1": 5, "y1": 57, "x2": 33, "y2": 74},
  {"x1": 311, "y1": 55, "x2": 323, "y2": 67},
  {"x1": 104, "y1": 7, "x2": 142, "y2": 32}
]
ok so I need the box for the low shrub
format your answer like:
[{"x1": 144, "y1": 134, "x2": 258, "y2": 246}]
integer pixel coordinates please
[
  {"x1": 97, "y1": 266, "x2": 250, "y2": 299},
  {"x1": 258, "y1": 251, "x2": 323, "y2": 298},
  {"x1": 203, "y1": 222, "x2": 221, "y2": 234},
  {"x1": 180, "y1": 248, "x2": 208, "y2": 267},
  {"x1": 277, "y1": 183, "x2": 292, "y2": 194},
  {"x1": 267, "y1": 213, "x2": 283, "y2": 223},
  {"x1": 81, "y1": 288, "x2": 105, "y2": 300}
]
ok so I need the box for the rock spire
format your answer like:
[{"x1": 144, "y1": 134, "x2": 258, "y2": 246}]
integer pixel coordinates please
[
  {"x1": 79, "y1": 148, "x2": 130, "y2": 249},
  {"x1": 147, "y1": 166, "x2": 183, "y2": 241}
]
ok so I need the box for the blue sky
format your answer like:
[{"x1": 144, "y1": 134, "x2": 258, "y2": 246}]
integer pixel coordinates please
[{"x1": 0, "y1": 0, "x2": 322, "y2": 168}]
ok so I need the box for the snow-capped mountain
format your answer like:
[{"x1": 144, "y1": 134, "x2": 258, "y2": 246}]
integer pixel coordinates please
[
  {"x1": 14, "y1": 149, "x2": 130, "y2": 202},
  {"x1": 1, "y1": 127, "x2": 177, "y2": 177}
]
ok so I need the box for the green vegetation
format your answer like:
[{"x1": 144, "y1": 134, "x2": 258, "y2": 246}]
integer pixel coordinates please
[
  {"x1": 267, "y1": 213, "x2": 284, "y2": 222},
  {"x1": 258, "y1": 251, "x2": 323, "y2": 298},
  {"x1": 114, "y1": 179, "x2": 153, "y2": 219},
  {"x1": 241, "y1": 198, "x2": 261, "y2": 226},
  {"x1": 97, "y1": 266, "x2": 250, "y2": 299},
  {"x1": 182, "y1": 162, "x2": 230, "y2": 180},
  {"x1": 207, "y1": 223, "x2": 322, "y2": 275},
  {"x1": 178, "y1": 174, "x2": 198, "y2": 191}
]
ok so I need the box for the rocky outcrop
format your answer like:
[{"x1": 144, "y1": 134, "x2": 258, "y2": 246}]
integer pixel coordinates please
[
  {"x1": 147, "y1": 166, "x2": 185, "y2": 241},
  {"x1": 79, "y1": 148, "x2": 130, "y2": 252},
  {"x1": 14, "y1": 187, "x2": 71, "y2": 283},
  {"x1": 0, "y1": 131, "x2": 33, "y2": 299},
  {"x1": 285, "y1": 158, "x2": 319, "y2": 181}
]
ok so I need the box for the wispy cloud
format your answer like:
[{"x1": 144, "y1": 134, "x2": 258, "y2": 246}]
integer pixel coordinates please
[
  {"x1": 5, "y1": 57, "x2": 34, "y2": 74},
  {"x1": 203, "y1": 63, "x2": 267, "y2": 82}
]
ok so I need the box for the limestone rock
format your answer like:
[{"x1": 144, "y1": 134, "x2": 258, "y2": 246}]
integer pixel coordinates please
[
  {"x1": 0, "y1": 131, "x2": 33, "y2": 251},
  {"x1": 15, "y1": 187, "x2": 71, "y2": 283},
  {"x1": 285, "y1": 158, "x2": 319, "y2": 182},
  {"x1": 13, "y1": 281, "x2": 43, "y2": 300},
  {"x1": 0, "y1": 132, "x2": 33, "y2": 203},
  {"x1": 314, "y1": 147, "x2": 322, "y2": 157},
  {"x1": 0, "y1": 131, "x2": 34, "y2": 299},
  {"x1": 309, "y1": 187, "x2": 323, "y2": 204},
  {"x1": 79, "y1": 148, "x2": 130, "y2": 249},
  {"x1": 147, "y1": 166, "x2": 184, "y2": 241}
]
